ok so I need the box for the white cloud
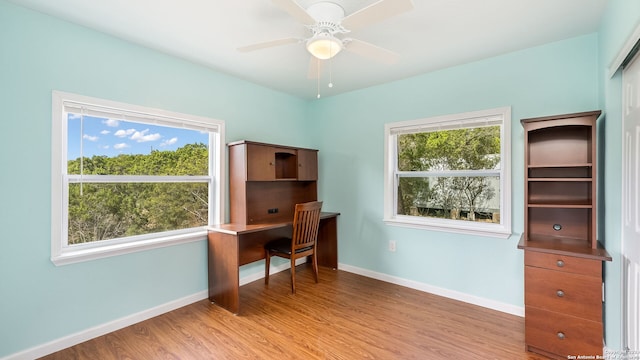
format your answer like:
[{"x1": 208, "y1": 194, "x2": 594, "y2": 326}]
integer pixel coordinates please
[
  {"x1": 83, "y1": 134, "x2": 98, "y2": 142},
  {"x1": 114, "y1": 128, "x2": 136, "y2": 138},
  {"x1": 160, "y1": 137, "x2": 178, "y2": 147},
  {"x1": 100, "y1": 130, "x2": 110, "y2": 135},
  {"x1": 103, "y1": 118, "x2": 120, "y2": 127},
  {"x1": 131, "y1": 129, "x2": 161, "y2": 142},
  {"x1": 113, "y1": 143, "x2": 129, "y2": 150},
  {"x1": 68, "y1": 114, "x2": 82, "y2": 120}
]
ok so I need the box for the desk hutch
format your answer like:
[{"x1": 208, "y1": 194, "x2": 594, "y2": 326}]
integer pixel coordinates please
[{"x1": 229, "y1": 140, "x2": 319, "y2": 224}]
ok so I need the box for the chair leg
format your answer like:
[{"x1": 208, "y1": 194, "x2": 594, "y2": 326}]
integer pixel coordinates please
[
  {"x1": 312, "y1": 251, "x2": 319, "y2": 283},
  {"x1": 264, "y1": 250, "x2": 271, "y2": 285},
  {"x1": 290, "y1": 258, "x2": 296, "y2": 294}
]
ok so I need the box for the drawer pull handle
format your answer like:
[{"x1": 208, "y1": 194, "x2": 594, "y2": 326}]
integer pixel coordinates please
[
  {"x1": 557, "y1": 332, "x2": 565, "y2": 340},
  {"x1": 556, "y1": 260, "x2": 565, "y2": 267},
  {"x1": 556, "y1": 290, "x2": 565, "y2": 297}
]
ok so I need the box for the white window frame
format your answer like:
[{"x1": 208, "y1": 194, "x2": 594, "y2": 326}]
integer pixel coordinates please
[
  {"x1": 383, "y1": 107, "x2": 512, "y2": 238},
  {"x1": 51, "y1": 91, "x2": 225, "y2": 265}
]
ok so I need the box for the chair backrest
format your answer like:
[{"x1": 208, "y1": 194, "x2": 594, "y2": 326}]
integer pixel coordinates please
[{"x1": 291, "y1": 201, "x2": 323, "y2": 252}]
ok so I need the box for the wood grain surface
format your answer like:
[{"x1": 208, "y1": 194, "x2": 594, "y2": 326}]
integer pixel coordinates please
[{"x1": 41, "y1": 265, "x2": 547, "y2": 359}]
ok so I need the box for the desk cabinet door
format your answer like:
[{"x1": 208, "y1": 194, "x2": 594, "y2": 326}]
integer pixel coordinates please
[
  {"x1": 247, "y1": 144, "x2": 277, "y2": 181},
  {"x1": 297, "y1": 149, "x2": 318, "y2": 181}
]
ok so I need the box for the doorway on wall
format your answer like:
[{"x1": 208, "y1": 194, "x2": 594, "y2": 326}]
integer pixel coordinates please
[{"x1": 622, "y1": 47, "x2": 640, "y2": 354}]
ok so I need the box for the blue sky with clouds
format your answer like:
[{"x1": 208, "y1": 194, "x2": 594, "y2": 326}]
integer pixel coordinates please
[{"x1": 67, "y1": 114, "x2": 208, "y2": 160}]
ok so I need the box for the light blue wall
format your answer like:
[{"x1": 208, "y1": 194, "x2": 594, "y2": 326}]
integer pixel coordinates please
[
  {"x1": 2, "y1": 0, "x2": 638, "y2": 357},
  {"x1": 598, "y1": 0, "x2": 640, "y2": 351},
  {"x1": 0, "y1": 1, "x2": 310, "y2": 357},
  {"x1": 308, "y1": 33, "x2": 600, "y2": 309}
]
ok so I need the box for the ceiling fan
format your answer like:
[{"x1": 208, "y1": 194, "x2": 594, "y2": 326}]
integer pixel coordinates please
[{"x1": 238, "y1": 0, "x2": 414, "y2": 84}]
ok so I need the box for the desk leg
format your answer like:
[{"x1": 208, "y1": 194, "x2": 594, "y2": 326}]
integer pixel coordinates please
[
  {"x1": 208, "y1": 232, "x2": 240, "y2": 314},
  {"x1": 317, "y1": 216, "x2": 338, "y2": 269}
]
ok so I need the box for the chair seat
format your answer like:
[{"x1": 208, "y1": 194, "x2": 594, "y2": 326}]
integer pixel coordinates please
[{"x1": 265, "y1": 237, "x2": 313, "y2": 255}]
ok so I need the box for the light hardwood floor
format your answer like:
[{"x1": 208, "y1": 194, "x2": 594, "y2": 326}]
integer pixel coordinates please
[{"x1": 41, "y1": 264, "x2": 547, "y2": 359}]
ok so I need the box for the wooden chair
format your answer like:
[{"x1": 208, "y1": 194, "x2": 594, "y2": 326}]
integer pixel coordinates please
[{"x1": 264, "y1": 201, "x2": 323, "y2": 294}]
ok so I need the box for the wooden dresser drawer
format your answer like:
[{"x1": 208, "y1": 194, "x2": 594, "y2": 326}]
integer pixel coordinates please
[
  {"x1": 525, "y1": 266, "x2": 602, "y2": 321},
  {"x1": 525, "y1": 306, "x2": 603, "y2": 358},
  {"x1": 525, "y1": 250, "x2": 601, "y2": 277}
]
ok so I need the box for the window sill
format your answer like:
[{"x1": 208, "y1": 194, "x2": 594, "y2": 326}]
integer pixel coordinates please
[
  {"x1": 383, "y1": 217, "x2": 511, "y2": 239},
  {"x1": 51, "y1": 229, "x2": 208, "y2": 266}
]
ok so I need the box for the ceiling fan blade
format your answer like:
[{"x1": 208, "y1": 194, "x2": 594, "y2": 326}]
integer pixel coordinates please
[
  {"x1": 307, "y1": 56, "x2": 325, "y2": 79},
  {"x1": 237, "y1": 38, "x2": 300, "y2": 52},
  {"x1": 271, "y1": 0, "x2": 316, "y2": 25},
  {"x1": 341, "y1": 0, "x2": 414, "y2": 31},
  {"x1": 343, "y1": 39, "x2": 399, "y2": 64}
]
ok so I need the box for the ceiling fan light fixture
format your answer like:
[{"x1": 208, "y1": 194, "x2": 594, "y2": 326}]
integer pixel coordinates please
[{"x1": 306, "y1": 33, "x2": 342, "y2": 60}]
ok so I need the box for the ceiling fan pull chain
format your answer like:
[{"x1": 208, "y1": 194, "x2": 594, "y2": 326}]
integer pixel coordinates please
[
  {"x1": 317, "y1": 57, "x2": 321, "y2": 99},
  {"x1": 328, "y1": 40, "x2": 334, "y2": 88}
]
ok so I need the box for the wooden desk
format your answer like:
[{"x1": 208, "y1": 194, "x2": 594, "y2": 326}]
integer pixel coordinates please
[{"x1": 207, "y1": 212, "x2": 339, "y2": 314}]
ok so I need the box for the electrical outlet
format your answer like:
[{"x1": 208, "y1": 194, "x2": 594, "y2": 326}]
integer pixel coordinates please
[
  {"x1": 267, "y1": 208, "x2": 279, "y2": 214},
  {"x1": 388, "y1": 240, "x2": 396, "y2": 252}
]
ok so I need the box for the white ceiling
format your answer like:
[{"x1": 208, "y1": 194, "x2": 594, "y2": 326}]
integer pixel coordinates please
[{"x1": 9, "y1": 0, "x2": 609, "y2": 99}]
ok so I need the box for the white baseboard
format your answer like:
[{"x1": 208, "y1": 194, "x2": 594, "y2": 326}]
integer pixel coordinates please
[
  {"x1": 3, "y1": 262, "x2": 297, "y2": 360},
  {"x1": 338, "y1": 263, "x2": 525, "y2": 317},
  {"x1": 4, "y1": 261, "x2": 522, "y2": 360},
  {"x1": 2, "y1": 290, "x2": 209, "y2": 360}
]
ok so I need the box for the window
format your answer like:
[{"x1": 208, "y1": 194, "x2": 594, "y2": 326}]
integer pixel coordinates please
[
  {"x1": 384, "y1": 107, "x2": 511, "y2": 238},
  {"x1": 51, "y1": 91, "x2": 225, "y2": 265}
]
